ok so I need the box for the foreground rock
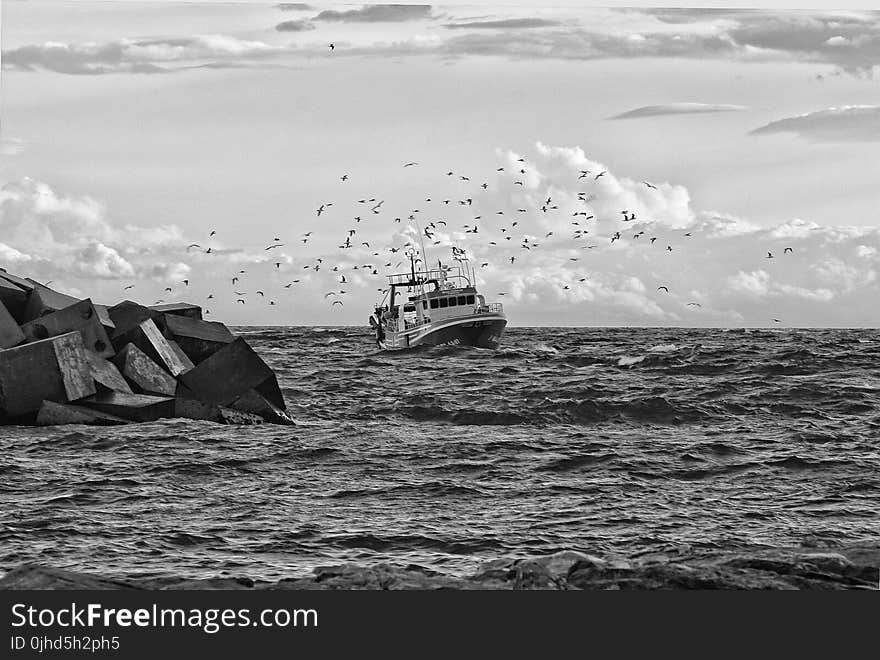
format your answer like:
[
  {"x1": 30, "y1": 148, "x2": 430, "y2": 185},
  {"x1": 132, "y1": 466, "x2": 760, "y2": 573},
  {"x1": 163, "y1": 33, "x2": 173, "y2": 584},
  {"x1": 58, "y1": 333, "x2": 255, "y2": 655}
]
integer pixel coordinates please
[
  {"x1": 1, "y1": 545, "x2": 876, "y2": 590},
  {"x1": 0, "y1": 267, "x2": 291, "y2": 427}
]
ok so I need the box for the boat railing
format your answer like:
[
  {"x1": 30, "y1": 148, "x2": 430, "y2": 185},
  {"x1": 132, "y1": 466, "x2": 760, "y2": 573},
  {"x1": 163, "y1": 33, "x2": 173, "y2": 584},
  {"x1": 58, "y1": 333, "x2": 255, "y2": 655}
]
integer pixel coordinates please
[{"x1": 386, "y1": 269, "x2": 446, "y2": 286}]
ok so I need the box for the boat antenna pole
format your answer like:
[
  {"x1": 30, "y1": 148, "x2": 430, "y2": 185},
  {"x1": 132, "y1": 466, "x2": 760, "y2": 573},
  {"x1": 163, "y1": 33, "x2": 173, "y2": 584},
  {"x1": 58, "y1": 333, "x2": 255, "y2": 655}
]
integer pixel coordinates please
[{"x1": 413, "y1": 217, "x2": 430, "y2": 296}]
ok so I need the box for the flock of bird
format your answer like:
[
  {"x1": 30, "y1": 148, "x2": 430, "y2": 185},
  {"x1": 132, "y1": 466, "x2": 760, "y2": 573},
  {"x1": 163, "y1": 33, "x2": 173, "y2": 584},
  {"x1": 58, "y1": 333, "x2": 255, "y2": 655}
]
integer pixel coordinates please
[{"x1": 123, "y1": 153, "x2": 797, "y2": 324}]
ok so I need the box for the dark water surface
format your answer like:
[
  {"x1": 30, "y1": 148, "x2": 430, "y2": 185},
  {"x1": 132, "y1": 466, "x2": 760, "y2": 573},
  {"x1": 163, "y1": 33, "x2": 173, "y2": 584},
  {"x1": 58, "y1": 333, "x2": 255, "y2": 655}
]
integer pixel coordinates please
[{"x1": 1, "y1": 327, "x2": 878, "y2": 581}]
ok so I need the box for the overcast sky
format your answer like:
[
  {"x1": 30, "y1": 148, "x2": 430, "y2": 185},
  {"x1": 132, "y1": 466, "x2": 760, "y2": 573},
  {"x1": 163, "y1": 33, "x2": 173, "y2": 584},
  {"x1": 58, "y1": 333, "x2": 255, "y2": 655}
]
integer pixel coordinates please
[{"x1": 2, "y1": 2, "x2": 879, "y2": 326}]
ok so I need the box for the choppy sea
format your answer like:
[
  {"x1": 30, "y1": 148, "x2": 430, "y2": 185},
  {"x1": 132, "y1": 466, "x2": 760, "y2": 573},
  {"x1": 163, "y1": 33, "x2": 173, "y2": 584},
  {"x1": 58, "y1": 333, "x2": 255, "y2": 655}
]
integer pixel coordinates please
[{"x1": 1, "y1": 327, "x2": 878, "y2": 581}]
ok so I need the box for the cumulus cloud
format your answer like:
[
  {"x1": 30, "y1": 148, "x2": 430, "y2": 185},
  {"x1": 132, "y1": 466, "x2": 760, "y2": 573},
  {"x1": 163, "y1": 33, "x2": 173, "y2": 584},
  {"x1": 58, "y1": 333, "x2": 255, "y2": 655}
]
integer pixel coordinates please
[
  {"x1": 749, "y1": 106, "x2": 880, "y2": 143},
  {"x1": 445, "y1": 18, "x2": 562, "y2": 30},
  {"x1": 0, "y1": 177, "x2": 189, "y2": 295},
  {"x1": 355, "y1": 141, "x2": 880, "y2": 326},
  {"x1": 1, "y1": 35, "x2": 282, "y2": 74},
  {"x1": 609, "y1": 103, "x2": 749, "y2": 120},
  {"x1": 312, "y1": 5, "x2": 432, "y2": 23},
  {"x1": 275, "y1": 19, "x2": 315, "y2": 32}
]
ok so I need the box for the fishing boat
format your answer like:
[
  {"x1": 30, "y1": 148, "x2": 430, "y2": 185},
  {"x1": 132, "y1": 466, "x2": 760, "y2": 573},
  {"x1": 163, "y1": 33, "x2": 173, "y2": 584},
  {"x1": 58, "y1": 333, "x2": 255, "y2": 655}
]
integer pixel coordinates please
[{"x1": 369, "y1": 251, "x2": 507, "y2": 350}]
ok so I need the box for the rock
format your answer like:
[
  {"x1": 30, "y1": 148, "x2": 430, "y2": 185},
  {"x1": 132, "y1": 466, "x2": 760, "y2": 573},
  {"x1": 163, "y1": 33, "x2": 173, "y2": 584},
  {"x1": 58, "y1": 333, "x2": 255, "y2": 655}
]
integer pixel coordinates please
[
  {"x1": 0, "y1": 331, "x2": 96, "y2": 418},
  {"x1": 179, "y1": 337, "x2": 281, "y2": 407},
  {"x1": 19, "y1": 298, "x2": 114, "y2": 359},
  {"x1": 113, "y1": 343, "x2": 178, "y2": 396},
  {"x1": 0, "y1": 565, "x2": 142, "y2": 590},
  {"x1": 85, "y1": 351, "x2": 133, "y2": 394},
  {"x1": 0, "y1": 299, "x2": 25, "y2": 349},
  {"x1": 35, "y1": 400, "x2": 129, "y2": 426},
  {"x1": 150, "y1": 302, "x2": 203, "y2": 321},
  {"x1": 80, "y1": 391, "x2": 175, "y2": 422},
  {"x1": 163, "y1": 314, "x2": 235, "y2": 363}
]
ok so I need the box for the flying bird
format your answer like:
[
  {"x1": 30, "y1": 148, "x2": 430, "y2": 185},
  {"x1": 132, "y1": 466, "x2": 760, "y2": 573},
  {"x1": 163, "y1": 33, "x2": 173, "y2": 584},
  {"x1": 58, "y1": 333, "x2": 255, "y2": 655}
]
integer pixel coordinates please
[
  {"x1": 642, "y1": 181, "x2": 657, "y2": 190},
  {"x1": 657, "y1": 286, "x2": 669, "y2": 293}
]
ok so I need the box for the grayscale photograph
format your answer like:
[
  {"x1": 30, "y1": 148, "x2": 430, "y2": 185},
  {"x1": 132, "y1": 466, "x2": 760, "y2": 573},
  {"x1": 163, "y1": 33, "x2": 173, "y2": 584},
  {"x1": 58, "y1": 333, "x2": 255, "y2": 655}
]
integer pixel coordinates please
[{"x1": 1, "y1": 0, "x2": 878, "y2": 604}]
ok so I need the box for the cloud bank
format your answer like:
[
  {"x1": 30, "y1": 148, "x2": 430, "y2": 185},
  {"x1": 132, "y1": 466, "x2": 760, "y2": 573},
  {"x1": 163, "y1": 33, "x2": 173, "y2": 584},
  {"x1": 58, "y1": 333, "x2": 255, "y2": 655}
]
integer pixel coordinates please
[
  {"x1": 749, "y1": 105, "x2": 880, "y2": 142},
  {"x1": 312, "y1": 5, "x2": 432, "y2": 23},
  {"x1": 6, "y1": 8, "x2": 880, "y2": 75},
  {"x1": 609, "y1": 103, "x2": 750, "y2": 120}
]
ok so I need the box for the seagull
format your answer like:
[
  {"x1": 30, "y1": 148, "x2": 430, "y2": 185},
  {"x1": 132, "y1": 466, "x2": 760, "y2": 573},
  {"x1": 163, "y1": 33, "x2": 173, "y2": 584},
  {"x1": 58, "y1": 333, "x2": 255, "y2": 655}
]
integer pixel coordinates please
[
  {"x1": 186, "y1": 243, "x2": 201, "y2": 250},
  {"x1": 767, "y1": 252, "x2": 774, "y2": 259},
  {"x1": 784, "y1": 247, "x2": 793, "y2": 254},
  {"x1": 594, "y1": 171, "x2": 607, "y2": 180},
  {"x1": 332, "y1": 300, "x2": 344, "y2": 306},
  {"x1": 329, "y1": 43, "x2": 335, "y2": 51},
  {"x1": 404, "y1": 162, "x2": 418, "y2": 167},
  {"x1": 341, "y1": 174, "x2": 349, "y2": 181},
  {"x1": 123, "y1": 285, "x2": 135, "y2": 290},
  {"x1": 687, "y1": 302, "x2": 702, "y2": 307},
  {"x1": 657, "y1": 286, "x2": 669, "y2": 293},
  {"x1": 642, "y1": 181, "x2": 658, "y2": 190}
]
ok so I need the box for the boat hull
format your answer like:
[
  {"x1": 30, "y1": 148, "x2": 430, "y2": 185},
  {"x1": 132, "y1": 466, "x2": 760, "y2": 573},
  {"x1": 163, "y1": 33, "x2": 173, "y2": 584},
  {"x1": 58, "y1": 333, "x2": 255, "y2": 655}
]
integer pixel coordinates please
[{"x1": 380, "y1": 314, "x2": 507, "y2": 350}]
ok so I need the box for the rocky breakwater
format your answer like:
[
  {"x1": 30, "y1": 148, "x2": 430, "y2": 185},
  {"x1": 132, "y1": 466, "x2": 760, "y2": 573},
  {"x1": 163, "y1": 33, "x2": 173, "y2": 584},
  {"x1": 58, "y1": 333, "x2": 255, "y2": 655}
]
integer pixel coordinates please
[
  {"x1": 0, "y1": 545, "x2": 877, "y2": 590},
  {"x1": 0, "y1": 268, "x2": 291, "y2": 427}
]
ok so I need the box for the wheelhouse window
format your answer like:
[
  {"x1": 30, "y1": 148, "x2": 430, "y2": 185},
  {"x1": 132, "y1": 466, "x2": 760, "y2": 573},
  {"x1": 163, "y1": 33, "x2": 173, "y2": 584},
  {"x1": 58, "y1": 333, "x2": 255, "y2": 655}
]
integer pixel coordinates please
[
  {"x1": 422, "y1": 300, "x2": 428, "y2": 310},
  {"x1": 448, "y1": 297, "x2": 457, "y2": 307},
  {"x1": 439, "y1": 298, "x2": 448, "y2": 308},
  {"x1": 430, "y1": 299, "x2": 439, "y2": 309},
  {"x1": 457, "y1": 295, "x2": 467, "y2": 306},
  {"x1": 466, "y1": 295, "x2": 475, "y2": 305}
]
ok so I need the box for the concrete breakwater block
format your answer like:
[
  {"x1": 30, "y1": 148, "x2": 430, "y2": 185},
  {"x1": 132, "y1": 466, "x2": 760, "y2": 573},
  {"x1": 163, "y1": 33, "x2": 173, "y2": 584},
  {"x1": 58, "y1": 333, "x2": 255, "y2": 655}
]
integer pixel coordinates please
[
  {"x1": 113, "y1": 343, "x2": 178, "y2": 397},
  {"x1": 163, "y1": 314, "x2": 235, "y2": 364},
  {"x1": 0, "y1": 332, "x2": 96, "y2": 418},
  {"x1": 35, "y1": 400, "x2": 129, "y2": 426},
  {"x1": 229, "y1": 389, "x2": 294, "y2": 425},
  {"x1": 19, "y1": 299, "x2": 114, "y2": 359},
  {"x1": 23, "y1": 280, "x2": 114, "y2": 331},
  {"x1": 0, "y1": 276, "x2": 29, "y2": 321},
  {"x1": 85, "y1": 351, "x2": 133, "y2": 394},
  {"x1": 81, "y1": 391, "x2": 175, "y2": 422},
  {"x1": 0, "y1": 300, "x2": 25, "y2": 349},
  {"x1": 114, "y1": 318, "x2": 190, "y2": 376},
  {"x1": 150, "y1": 302, "x2": 203, "y2": 321},
  {"x1": 179, "y1": 337, "x2": 282, "y2": 407},
  {"x1": 173, "y1": 397, "x2": 265, "y2": 425}
]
